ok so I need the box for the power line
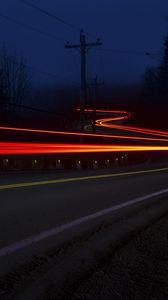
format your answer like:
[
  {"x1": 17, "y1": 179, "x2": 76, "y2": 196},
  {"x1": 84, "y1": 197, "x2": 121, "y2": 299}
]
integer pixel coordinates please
[
  {"x1": 22, "y1": 64, "x2": 77, "y2": 84},
  {"x1": 0, "y1": 13, "x2": 66, "y2": 42},
  {"x1": 93, "y1": 48, "x2": 151, "y2": 82},
  {"x1": 19, "y1": 0, "x2": 81, "y2": 32},
  {"x1": 0, "y1": 13, "x2": 78, "y2": 84},
  {"x1": 7, "y1": 102, "x2": 66, "y2": 115},
  {"x1": 0, "y1": 55, "x2": 77, "y2": 84},
  {"x1": 0, "y1": 13, "x2": 149, "y2": 59},
  {"x1": 18, "y1": 0, "x2": 99, "y2": 39},
  {"x1": 100, "y1": 48, "x2": 150, "y2": 56},
  {"x1": 27, "y1": 65, "x2": 75, "y2": 83}
]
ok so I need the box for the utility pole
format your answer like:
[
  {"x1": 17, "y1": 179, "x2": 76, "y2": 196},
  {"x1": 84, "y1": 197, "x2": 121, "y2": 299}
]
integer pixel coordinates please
[
  {"x1": 91, "y1": 76, "x2": 104, "y2": 132},
  {"x1": 93, "y1": 76, "x2": 98, "y2": 132},
  {"x1": 65, "y1": 30, "x2": 102, "y2": 129}
]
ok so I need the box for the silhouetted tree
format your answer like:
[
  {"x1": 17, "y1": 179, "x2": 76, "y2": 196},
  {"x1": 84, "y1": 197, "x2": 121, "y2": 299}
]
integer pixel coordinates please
[
  {"x1": 143, "y1": 36, "x2": 168, "y2": 104},
  {"x1": 0, "y1": 48, "x2": 31, "y2": 114},
  {"x1": 158, "y1": 36, "x2": 168, "y2": 100},
  {"x1": 142, "y1": 36, "x2": 168, "y2": 128}
]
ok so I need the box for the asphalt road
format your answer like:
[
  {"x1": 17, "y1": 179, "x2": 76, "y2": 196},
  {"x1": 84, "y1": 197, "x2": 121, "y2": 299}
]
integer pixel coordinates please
[
  {"x1": 0, "y1": 164, "x2": 168, "y2": 257},
  {"x1": 0, "y1": 163, "x2": 168, "y2": 299}
]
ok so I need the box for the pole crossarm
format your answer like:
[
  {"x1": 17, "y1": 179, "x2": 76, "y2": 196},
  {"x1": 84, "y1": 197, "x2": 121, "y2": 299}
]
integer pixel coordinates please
[{"x1": 65, "y1": 41, "x2": 102, "y2": 50}]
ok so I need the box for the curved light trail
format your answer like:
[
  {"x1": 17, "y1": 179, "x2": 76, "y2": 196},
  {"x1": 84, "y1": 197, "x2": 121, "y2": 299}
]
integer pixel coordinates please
[{"x1": 0, "y1": 108, "x2": 168, "y2": 155}]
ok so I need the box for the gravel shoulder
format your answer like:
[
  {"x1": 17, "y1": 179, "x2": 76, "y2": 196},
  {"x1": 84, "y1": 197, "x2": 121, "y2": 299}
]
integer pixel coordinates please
[{"x1": 72, "y1": 213, "x2": 168, "y2": 300}]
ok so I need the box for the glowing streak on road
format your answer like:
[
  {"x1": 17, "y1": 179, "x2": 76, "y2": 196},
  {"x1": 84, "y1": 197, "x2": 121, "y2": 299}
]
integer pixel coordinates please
[
  {"x1": 0, "y1": 142, "x2": 168, "y2": 155},
  {"x1": 79, "y1": 108, "x2": 168, "y2": 138},
  {"x1": 95, "y1": 115, "x2": 168, "y2": 138},
  {"x1": 76, "y1": 108, "x2": 128, "y2": 113},
  {"x1": 0, "y1": 108, "x2": 168, "y2": 155},
  {"x1": 0, "y1": 125, "x2": 167, "y2": 143}
]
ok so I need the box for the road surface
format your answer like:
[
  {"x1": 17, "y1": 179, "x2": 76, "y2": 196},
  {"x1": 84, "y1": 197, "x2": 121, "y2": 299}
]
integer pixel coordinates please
[
  {"x1": 0, "y1": 164, "x2": 168, "y2": 256},
  {"x1": 0, "y1": 163, "x2": 168, "y2": 299}
]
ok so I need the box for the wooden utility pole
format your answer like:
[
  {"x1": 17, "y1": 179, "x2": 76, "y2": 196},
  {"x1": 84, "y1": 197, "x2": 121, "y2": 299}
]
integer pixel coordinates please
[{"x1": 65, "y1": 30, "x2": 102, "y2": 129}]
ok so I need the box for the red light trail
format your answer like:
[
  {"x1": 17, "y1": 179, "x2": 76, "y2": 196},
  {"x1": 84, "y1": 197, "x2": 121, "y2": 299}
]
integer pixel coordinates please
[
  {"x1": 0, "y1": 142, "x2": 168, "y2": 155},
  {"x1": 0, "y1": 108, "x2": 168, "y2": 155}
]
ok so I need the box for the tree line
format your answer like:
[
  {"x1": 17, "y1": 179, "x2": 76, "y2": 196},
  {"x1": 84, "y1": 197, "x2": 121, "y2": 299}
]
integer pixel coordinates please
[{"x1": 0, "y1": 47, "x2": 30, "y2": 120}]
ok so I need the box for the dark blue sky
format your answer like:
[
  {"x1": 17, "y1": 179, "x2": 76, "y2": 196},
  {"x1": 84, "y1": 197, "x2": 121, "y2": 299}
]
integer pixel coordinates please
[{"x1": 1, "y1": 0, "x2": 168, "y2": 87}]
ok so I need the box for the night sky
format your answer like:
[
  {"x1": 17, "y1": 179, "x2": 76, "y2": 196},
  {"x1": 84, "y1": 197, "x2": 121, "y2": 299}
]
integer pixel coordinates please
[{"x1": 1, "y1": 0, "x2": 168, "y2": 87}]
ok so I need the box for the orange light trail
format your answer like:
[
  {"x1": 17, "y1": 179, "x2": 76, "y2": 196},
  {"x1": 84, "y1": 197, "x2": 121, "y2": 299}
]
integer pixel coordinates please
[
  {"x1": 0, "y1": 108, "x2": 168, "y2": 155},
  {"x1": 0, "y1": 142, "x2": 168, "y2": 155},
  {"x1": 0, "y1": 125, "x2": 168, "y2": 143}
]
